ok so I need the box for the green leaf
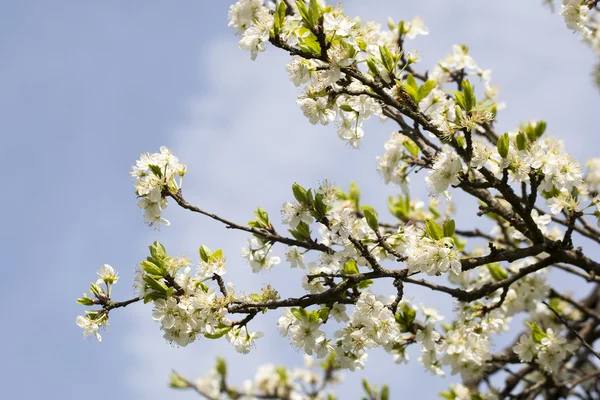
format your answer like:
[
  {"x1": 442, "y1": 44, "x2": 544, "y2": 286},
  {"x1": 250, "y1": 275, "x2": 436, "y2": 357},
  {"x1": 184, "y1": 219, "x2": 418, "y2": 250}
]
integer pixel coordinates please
[
  {"x1": 292, "y1": 182, "x2": 308, "y2": 204},
  {"x1": 273, "y1": 0, "x2": 287, "y2": 35},
  {"x1": 199, "y1": 245, "x2": 213, "y2": 263},
  {"x1": 386, "y1": 17, "x2": 395, "y2": 31},
  {"x1": 169, "y1": 372, "x2": 189, "y2": 389},
  {"x1": 317, "y1": 307, "x2": 330, "y2": 322},
  {"x1": 298, "y1": 33, "x2": 322, "y2": 55},
  {"x1": 497, "y1": 132, "x2": 510, "y2": 158},
  {"x1": 296, "y1": 1, "x2": 311, "y2": 27},
  {"x1": 400, "y1": 304, "x2": 416, "y2": 327},
  {"x1": 254, "y1": 207, "x2": 270, "y2": 228},
  {"x1": 394, "y1": 304, "x2": 417, "y2": 332},
  {"x1": 290, "y1": 307, "x2": 309, "y2": 321},
  {"x1": 215, "y1": 358, "x2": 227, "y2": 376},
  {"x1": 406, "y1": 74, "x2": 418, "y2": 91},
  {"x1": 388, "y1": 195, "x2": 409, "y2": 219},
  {"x1": 379, "y1": 45, "x2": 395, "y2": 73},
  {"x1": 313, "y1": 192, "x2": 329, "y2": 220},
  {"x1": 362, "y1": 379, "x2": 373, "y2": 397},
  {"x1": 442, "y1": 219, "x2": 455, "y2": 238},
  {"x1": 516, "y1": 132, "x2": 527, "y2": 151},
  {"x1": 439, "y1": 391, "x2": 454, "y2": 400},
  {"x1": 204, "y1": 325, "x2": 233, "y2": 339},
  {"x1": 462, "y1": 79, "x2": 476, "y2": 112},
  {"x1": 356, "y1": 38, "x2": 367, "y2": 51},
  {"x1": 140, "y1": 260, "x2": 164, "y2": 276},
  {"x1": 533, "y1": 120, "x2": 546, "y2": 140},
  {"x1": 417, "y1": 80, "x2": 436, "y2": 102},
  {"x1": 343, "y1": 259, "x2": 359, "y2": 274},
  {"x1": 149, "y1": 241, "x2": 167, "y2": 260},
  {"x1": 289, "y1": 221, "x2": 311, "y2": 241},
  {"x1": 308, "y1": 0, "x2": 320, "y2": 28},
  {"x1": 402, "y1": 137, "x2": 419, "y2": 157},
  {"x1": 487, "y1": 263, "x2": 508, "y2": 281},
  {"x1": 357, "y1": 279, "x2": 373, "y2": 289},
  {"x1": 381, "y1": 385, "x2": 390, "y2": 400},
  {"x1": 211, "y1": 249, "x2": 223, "y2": 262},
  {"x1": 339, "y1": 104, "x2": 355, "y2": 113},
  {"x1": 349, "y1": 181, "x2": 360, "y2": 209},
  {"x1": 143, "y1": 292, "x2": 165, "y2": 303},
  {"x1": 366, "y1": 57, "x2": 380, "y2": 77},
  {"x1": 362, "y1": 206, "x2": 379, "y2": 231},
  {"x1": 527, "y1": 321, "x2": 548, "y2": 344},
  {"x1": 425, "y1": 219, "x2": 443, "y2": 241},
  {"x1": 148, "y1": 164, "x2": 163, "y2": 178},
  {"x1": 76, "y1": 295, "x2": 95, "y2": 306},
  {"x1": 143, "y1": 275, "x2": 168, "y2": 294}
]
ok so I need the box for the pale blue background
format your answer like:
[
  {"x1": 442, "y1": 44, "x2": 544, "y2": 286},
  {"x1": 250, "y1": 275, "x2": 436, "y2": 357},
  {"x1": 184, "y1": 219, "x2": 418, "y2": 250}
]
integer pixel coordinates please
[{"x1": 1, "y1": 1, "x2": 598, "y2": 399}]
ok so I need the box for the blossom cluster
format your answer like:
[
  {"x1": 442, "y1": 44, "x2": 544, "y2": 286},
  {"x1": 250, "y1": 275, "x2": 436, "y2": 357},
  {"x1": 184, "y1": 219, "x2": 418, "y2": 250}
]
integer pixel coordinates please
[
  {"x1": 171, "y1": 356, "x2": 344, "y2": 400},
  {"x1": 130, "y1": 146, "x2": 186, "y2": 227},
  {"x1": 560, "y1": 1, "x2": 600, "y2": 55},
  {"x1": 514, "y1": 323, "x2": 578, "y2": 374},
  {"x1": 228, "y1": 0, "x2": 432, "y2": 148},
  {"x1": 75, "y1": 264, "x2": 119, "y2": 342}
]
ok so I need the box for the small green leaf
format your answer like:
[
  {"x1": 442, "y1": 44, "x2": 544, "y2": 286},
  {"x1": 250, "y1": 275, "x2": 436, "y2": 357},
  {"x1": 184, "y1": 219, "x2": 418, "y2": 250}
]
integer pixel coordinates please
[
  {"x1": 296, "y1": 1, "x2": 311, "y2": 27},
  {"x1": 143, "y1": 291, "x2": 166, "y2": 303},
  {"x1": 497, "y1": 132, "x2": 510, "y2": 158},
  {"x1": 215, "y1": 358, "x2": 227, "y2": 376},
  {"x1": 362, "y1": 379, "x2": 373, "y2": 397},
  {"x1": 442, "y1": 219, "x2": 455, "y2": 238},
  {"x1": 211, "y1": 249, "x2": 223, "y2": 262},
  {"x1": 140, "y1": 260, "x2": 164, "y2": 276},
  {"x1": 349, "y1": 181, "x2": 360, "y2": 209},
  {"x1": 527, "y1": 321, "x2": 548, "y2": 344},
  {"x1": 417, "y1": 80, "x2": 436, "y2": 102},
  {"x1": 516, "y1": 132, "x2": 527, "y2": 151},
  {"x1": 366, "y1": 57, "x2": 380, "y2": 76},
  {"x1": 406, "y1": 74, "x2": 418, "y2": 91},
  {"x1": 143, "y1": 275, "x2": 168, "y2": 294},
  {"x1": 356, "y1": 38, "x2": 367, "y2": 51},
  {"x1": 292, "y1": 182, "x2": 308, "y2": 204},
  {"x1": 289, "y1": 221, "x2": 311, "y2": 241},
  {"x1": 381, "y1": 385, "x2": 390, "y2": 400},
  {"x1": 533, "y1": 121, "x2": 546, "y2": 140},
  {"x1": 290, "y1": 307, "x2": 309, "y2": 321},
  {"x1": 379, "y1": 45, "x2": 395, "y2": 73},
  {"x1": 402, "y1": 137, "x2": 419, "y2": 157},
  {"x1": 308, "y1": 0, "x2": 320, "y2": 28},
  {"x1": 204, "y1": 325, "x2": 233, "y2": 339},
  {"x1": 487, "y1": 263, "x2": 508, "y2": 281},
  {"x1": 343, "y1": 259, "x2": 359, "y2": 274},
  {"x1": 254, "y1": 207, "x2": 270, "y2": 228},
  {"x1": 425, "y1": 219, "x2": 443, "y2": 241},
  {"x1": 339, "y1": 104, "x2": 355, "y2": 113},
  {"x1": 149, "y1": 241, "x2": 167, "y2": 260},
  {"x1": 148, "y1": 164, "x2": 163, "y2": 178},
  {"x1": 169, "y1": 372, "x2": 189, "y2": 389},
  {"x1": 76, "y1": 295, "x2": 95, "y2": 306},
  {"x1": 199, "y1": 245, "x2": 213, "y2": 263},
  {"x1": 298, "y1": 33, "x2": 322, "y2": 55},
  {"x1": 450, "y1": 90, "x2": 466, "y2": 111},
  {"x1": 363, "y1": 206, "x2": 379, "y2": 231},
  {"x1": 462, "y1": 79, "x2": 476, "y2": 112},
  {"x1": 273, "y1": 0, "x2": 287, "y2": 35},
  {"x1": 357, "y1": 279, "x2": 373, "y2": 289},
  {"x1": 317, "y1": 307, "x2": 330, "y2": 322}
]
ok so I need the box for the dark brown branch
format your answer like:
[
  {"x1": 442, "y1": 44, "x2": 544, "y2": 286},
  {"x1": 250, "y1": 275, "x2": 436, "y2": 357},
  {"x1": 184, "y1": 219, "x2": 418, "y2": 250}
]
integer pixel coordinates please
[{"x1": 168, "y1": 191, "x2": 333, "y2": 254}]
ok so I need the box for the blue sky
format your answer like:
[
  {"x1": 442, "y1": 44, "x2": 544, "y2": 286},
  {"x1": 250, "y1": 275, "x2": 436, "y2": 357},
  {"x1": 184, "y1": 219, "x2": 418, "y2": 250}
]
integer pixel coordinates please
[{"x1": 2, "y1": 1, "x2": 599, "y2": 399}]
